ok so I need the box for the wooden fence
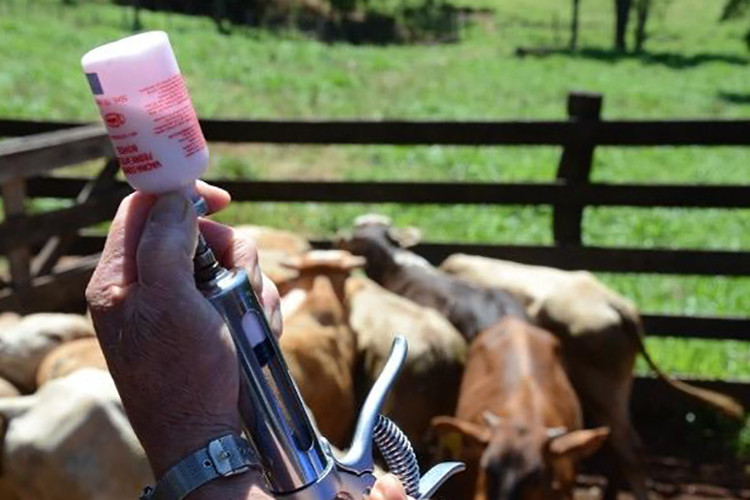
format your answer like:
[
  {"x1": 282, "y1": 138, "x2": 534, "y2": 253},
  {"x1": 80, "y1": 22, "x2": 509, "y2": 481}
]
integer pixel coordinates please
[{"x1": 0, "y1": 92, "x2": 748, "y2": 458}]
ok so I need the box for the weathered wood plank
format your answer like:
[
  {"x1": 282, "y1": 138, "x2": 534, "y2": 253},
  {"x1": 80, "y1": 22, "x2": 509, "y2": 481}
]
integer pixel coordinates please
[
  {"x1": 24, "y1": 177, "x2": 750, "y2": 208},
  {"x1": 0, "y1": 119, "x2": 87, "y2": 137},
  {"x1": 0, "y1": 125, "x2": 111, "y2": 182},
  {"x1": 310, "y1": 241, "x2": 750, "y2": 276},
  {"x1": 1, "y1": 178, "x2": 31, "y2": 289},
  {"x1": 3, "y1": 118, "x2": 750, "y2": 146},
  {"x1": 641, "y1": 314, "x2": 750, "y2": 341},
  {"x1": 0, "y1": 187, "x2": 129, "y2": 253},
  {"x1": 65, "y1": 236, "x2": 750, "y2": 277},
  {"x1": 31, "y1": 158, "x2": 120, "y2": 277},
  {"x1": 0, "y1": 254, "x2": 98, "y2": 314},
  {"x1": 201, "y1": 119, "x2": 750, "y2": 146}
]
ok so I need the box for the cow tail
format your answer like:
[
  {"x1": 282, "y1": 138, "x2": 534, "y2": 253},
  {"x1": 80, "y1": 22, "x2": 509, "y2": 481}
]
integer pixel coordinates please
[{"x1": 616, "y1": 302, "x2": 745, "y2": 421}]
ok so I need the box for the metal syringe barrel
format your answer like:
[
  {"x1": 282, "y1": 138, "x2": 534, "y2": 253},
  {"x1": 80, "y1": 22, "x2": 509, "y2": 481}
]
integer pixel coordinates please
[{"x1": 194, "y1": 236, "x2": 330, "y2": 493}]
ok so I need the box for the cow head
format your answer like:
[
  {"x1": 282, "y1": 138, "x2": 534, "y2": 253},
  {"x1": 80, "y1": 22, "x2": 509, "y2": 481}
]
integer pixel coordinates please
[
  {"x1": 336, "y1": 215, "x2": 426, "y2": 282},
  {"x1": 430, "y1": 416, "x2": 609, "y2": 500},
  {"x1": 281, "y1": 250, "x2": 366, "y2": 303}
]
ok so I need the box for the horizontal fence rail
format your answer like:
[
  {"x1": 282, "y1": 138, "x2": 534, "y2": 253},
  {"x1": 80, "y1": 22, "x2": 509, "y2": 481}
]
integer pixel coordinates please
[
  {"x1": 24, "y1": 177, "x2": 750, "y2": 208},
  {"x1": 19, "y1": 178, "x2": 750, "y2": 276},
  {"x1": 5, "y1": 118, "x2": 750, "y2": 146},
  {"x1": 0, "y1": 125, "x2": 112, "y2": 183}
]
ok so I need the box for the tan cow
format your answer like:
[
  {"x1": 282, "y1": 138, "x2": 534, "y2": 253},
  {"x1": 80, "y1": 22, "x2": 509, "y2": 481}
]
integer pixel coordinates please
[
  {"x1": 0, "y1": 369, "x2": 152, "y2": 500},
  {"x1": 279, "y1": 250, "x2": 363, "y2": 449},
  {"x1": 0, "y1": 314, "x2": 95, "y2": 393},
  {"x1": 431, "y1": 317, "x2": 609, "y2": 500},
  {"x1": 441, "y1": 253, "x2": 743, "y2": 500},
  {"x1": 345, "y1": 276, "x2": 467, "y2": 456},
  {"x1": 36, "y1": 337, "x2": 108, "y2": 387},
  {"x1": 0, "y1": 377, "x2": 20, "y2": 398},
  {"x1": 234, "y1": 224, "x2": 311, "y2": 293}
]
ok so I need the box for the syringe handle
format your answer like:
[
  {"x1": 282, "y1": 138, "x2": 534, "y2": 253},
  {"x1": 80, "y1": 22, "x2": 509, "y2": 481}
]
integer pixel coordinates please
[{"x1": 196, "y1": 262, "x2": 330, "y2": 494}]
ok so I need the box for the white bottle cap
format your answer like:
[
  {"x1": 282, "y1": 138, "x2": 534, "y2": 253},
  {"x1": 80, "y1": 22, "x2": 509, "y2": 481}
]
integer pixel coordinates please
[{"x1": 82, "y1": 31, "x2": 209, "y2": 194}]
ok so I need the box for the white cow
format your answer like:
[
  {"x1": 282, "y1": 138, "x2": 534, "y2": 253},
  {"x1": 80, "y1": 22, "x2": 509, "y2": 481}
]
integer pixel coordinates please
[
  {"x1": 0, "y1": 314, "x2": 94, "y2": 393},
  {"x1": 0, "y1": 369, "x2": 152, "y2": 500}
]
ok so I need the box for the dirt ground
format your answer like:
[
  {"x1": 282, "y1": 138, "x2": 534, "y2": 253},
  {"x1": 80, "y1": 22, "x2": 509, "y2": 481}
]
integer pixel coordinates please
[{"x1": 575, "y1": 456, "x2": 750, "y2": 500}]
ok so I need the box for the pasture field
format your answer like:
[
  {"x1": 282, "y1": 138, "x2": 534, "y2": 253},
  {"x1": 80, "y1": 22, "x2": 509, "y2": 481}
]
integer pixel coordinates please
[{"x1": 1, "y1": 0, "x2": 749, "y2": 443}]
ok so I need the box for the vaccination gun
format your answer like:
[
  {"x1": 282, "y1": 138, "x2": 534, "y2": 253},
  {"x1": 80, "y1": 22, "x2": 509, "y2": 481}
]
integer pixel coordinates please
[
  {"x1": 81, "y1": 31, "x2": 464, "y2": 499},
  {"x1": 194, "y1": 218, "x2": 464, "y2": 498}
]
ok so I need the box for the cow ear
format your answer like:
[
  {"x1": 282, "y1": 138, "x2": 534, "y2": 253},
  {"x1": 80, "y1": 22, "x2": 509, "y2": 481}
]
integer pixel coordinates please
[
  {"x1": 546, "y1": 427, "x2": 610, "y2": 462},
  {"x1": 430, "y1": 416, "x2": 491, "y2": 460},
  {"x1": 483, "y1": 411, "x2": 504, "y2": 428},
  {"x1": 387, "y1": 226, "x2": 422, "y2": 248},
  {"x1": 342, "y1": 254, "x2": 367, "y2": 270},
  {"x1": 333, "y1": 229, "x2": 353, "y2": 248},
  {"x1": 280, "y1": 255, "x2": 304, "y2": 270}
]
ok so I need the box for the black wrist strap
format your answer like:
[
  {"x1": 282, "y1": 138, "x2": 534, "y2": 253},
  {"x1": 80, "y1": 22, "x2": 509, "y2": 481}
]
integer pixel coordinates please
[{"x1": 140, "y1": 434, "x2": 260, "y2": 500}]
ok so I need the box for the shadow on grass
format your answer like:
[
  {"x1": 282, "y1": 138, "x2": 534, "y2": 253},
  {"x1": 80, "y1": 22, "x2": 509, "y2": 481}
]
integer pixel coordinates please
[
  {"x1": 118, "y1": 0, "x2": 475, "y2": 44},
  {"x1": 718, "y1": 91, "x2": 750, "y2": 105},
  {"x1": 515, "y1": 46, "x2": 749, "y2": 69}
]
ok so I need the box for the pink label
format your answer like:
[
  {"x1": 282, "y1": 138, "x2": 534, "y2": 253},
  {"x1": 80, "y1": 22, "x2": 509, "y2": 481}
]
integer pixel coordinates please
[{"x1": 138, "y1": 74, "x2": 206, "y2": 159}]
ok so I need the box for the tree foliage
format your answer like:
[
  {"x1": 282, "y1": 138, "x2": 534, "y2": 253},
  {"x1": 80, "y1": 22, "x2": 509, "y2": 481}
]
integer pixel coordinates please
[
  {"x1": 720, "y1": 0, "x2": 750, "y2": 50},
  {"x1": 721, "y1": 0, "x2": 750, "y2": 21}
]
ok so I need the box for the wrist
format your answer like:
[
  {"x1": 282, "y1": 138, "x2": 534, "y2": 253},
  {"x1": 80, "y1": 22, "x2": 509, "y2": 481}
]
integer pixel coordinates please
[
  {"x1": 185, "y1": 471, "x2": 272, "y2": 500},
  {"x1": 139, "y1": 421, "x2": 243, "y2": 478}
]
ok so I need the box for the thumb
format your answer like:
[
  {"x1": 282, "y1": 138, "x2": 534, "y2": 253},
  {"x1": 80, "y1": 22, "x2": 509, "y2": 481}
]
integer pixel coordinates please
[
  {"x1": 136, "y1": 193, "x2": 198, "y2": 288},
  {"x1": 370, "y1": 474, "x2": 411, "y2": 500}
]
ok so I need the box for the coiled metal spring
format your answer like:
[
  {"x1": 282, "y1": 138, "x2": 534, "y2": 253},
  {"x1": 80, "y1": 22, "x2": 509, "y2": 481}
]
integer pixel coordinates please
[{"x1": 373, "y1": 415, "x2": 420, "y2": 497}]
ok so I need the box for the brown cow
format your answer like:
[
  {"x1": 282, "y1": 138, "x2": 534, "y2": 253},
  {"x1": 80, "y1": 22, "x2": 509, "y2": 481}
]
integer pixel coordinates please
[
  {"x1": 36, "y1": 338, "x2": 108, "y2": 387},
  {"x1": 279, "y1": 250, "x2": 364, "y2": 449},
  {"x1": 336, "y1": 218, "x2": 526, "y2": 341},
  {"x1": 431, "y1": 317, "x2": 609, "y2": 500},
  {"x1": 441, "y1": 253, "x2": 744, "y2": 500}
]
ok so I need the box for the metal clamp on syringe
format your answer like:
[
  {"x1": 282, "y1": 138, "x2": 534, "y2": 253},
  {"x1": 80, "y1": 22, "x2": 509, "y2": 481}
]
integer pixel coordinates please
[{"x1": 192, "y1": 214, "x2": 464, "y2": 498}]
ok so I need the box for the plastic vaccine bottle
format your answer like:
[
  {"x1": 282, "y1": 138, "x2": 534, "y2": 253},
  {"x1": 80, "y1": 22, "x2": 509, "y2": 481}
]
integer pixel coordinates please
[{"x1": 81, "y1": 31, "x2": 208, "y2": 196}]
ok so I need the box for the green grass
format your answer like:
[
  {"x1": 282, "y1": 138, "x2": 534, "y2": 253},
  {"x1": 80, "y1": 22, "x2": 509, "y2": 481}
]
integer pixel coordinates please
[{"x1": 1, "y1": 0, "x2": 749, "y2": 389}]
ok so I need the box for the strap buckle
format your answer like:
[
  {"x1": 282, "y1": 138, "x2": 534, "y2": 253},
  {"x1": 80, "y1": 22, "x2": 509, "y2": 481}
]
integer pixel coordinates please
[{"x1": 207, "y1": 435, "x2": 251, "y2": 477}]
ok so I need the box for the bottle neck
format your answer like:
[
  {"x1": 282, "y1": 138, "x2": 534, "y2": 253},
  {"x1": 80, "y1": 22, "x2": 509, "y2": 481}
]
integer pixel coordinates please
[{"x1": 194, "y1": 233, "x2": 227, "y2": 286}]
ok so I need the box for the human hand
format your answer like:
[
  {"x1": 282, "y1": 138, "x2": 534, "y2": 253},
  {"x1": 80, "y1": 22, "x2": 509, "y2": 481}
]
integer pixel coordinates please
[
  {"x1": 370, "y1": 474, "x2": 416, "y2": 500},
  {"x1": 85, "y1": 182, "x2": 281, "y2": 492}
]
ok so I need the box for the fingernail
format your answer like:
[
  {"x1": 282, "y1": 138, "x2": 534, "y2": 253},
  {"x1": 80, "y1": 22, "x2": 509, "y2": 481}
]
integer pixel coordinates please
[
  {"x1": 149, "y1": 194, "x2": 189, "y2": 224},
  {"x1": 251, "y1": 264, "x2": 263, "y2": 291},
  {"x1": 270, "y1": 307, "x2": 283, "y2": 338}
]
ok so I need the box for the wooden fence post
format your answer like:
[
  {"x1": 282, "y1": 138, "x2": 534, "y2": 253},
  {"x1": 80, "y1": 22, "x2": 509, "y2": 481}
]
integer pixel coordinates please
[
  {"x1": 1, "y1": 178, "x2": 31, "y2": 289},
  {"x1": 31, "y1": 157, "x2": 120, "y2": 277},
  {"x1": 553, "y1": 91, "x2": 602, "y2": 246}
]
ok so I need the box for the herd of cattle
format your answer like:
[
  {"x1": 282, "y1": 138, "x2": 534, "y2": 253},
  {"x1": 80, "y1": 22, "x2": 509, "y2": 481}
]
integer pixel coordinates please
[{"x1": 0, "y1": 214, "x2": 743, "y2": 500}]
